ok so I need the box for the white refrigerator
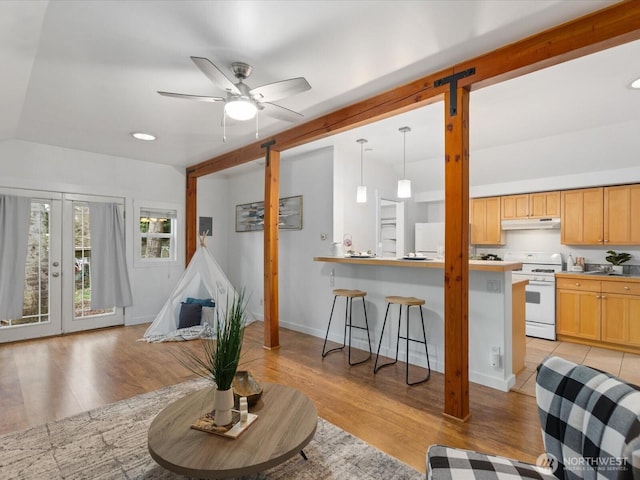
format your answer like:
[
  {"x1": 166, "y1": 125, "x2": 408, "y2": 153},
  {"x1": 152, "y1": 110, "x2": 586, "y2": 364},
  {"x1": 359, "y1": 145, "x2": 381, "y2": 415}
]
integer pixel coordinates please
[{"x1": 414, "y1": 222, "x2": 444, "y2": 256}]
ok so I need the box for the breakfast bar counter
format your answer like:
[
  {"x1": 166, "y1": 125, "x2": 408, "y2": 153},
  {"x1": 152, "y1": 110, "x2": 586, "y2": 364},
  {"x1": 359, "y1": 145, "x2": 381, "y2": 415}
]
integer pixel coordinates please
[
  {"x1": 314, "y1": 256, "x2": 522, "y2": 272},
  {"x1": 313, "y1": 256, "x2": 524, "y2": 391}
]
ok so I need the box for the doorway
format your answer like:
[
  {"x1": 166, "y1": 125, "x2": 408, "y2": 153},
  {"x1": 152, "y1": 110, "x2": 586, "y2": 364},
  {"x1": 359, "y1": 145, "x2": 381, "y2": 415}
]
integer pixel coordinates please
[{"x1": 0, "y1": 191, "x2": 124, "y2": 343}]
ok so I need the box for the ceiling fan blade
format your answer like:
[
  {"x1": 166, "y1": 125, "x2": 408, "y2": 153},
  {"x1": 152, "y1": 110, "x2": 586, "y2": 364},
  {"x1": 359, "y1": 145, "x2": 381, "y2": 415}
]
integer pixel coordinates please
[
  {"x1": 157, "y1": 91, "x2": 225, "y2": 102},
  {"x1": 250, "y1": 77, "x2": 311, "y2": 102},
  {"x1": 260, "y1": 102, "x2": 304, "y2": 122},
  {"x1": 190, "y1": 56, "x2": 241, "y2": 95}
]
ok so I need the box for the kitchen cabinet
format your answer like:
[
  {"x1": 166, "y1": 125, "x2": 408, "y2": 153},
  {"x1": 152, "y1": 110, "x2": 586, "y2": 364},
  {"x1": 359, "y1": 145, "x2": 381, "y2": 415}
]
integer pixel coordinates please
[
  {"x1": 501, "y1": 191, "x2": 560, "y2": 220},
  {"x1": 556, "y1": 275, "x2": 640, "y2": 352},
  {"x1": 561, "y1": 185, "x2": 640, "y2": 245},
  {"x1": 556, "y1": 278, "x2": 601, "y2": 340},
  {"x1": 604, "y1": 184, "x2": 640, "y2": 245},
  {"x1": 470, "y1": 197, "x2": 504, "y2": 245},
  {"x1": 529, "y1": 191, "x2": 561, "y2": 218},
  {"x1": 501, "y1": 195, "x2": 529, "y2": 220},
  {"x1": 561, "y1": 187, "x2": 604, "y2": 245},
  {"x1": 600, "y1": 280, "x2": 640, "y2": 347}
]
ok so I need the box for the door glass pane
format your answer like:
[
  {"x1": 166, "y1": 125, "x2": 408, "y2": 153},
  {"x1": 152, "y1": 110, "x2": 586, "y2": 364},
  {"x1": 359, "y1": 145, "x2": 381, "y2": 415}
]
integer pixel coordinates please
[
  {"x1": 1, "y1": 201, "x2": 50, "y2": 328},
  {"x1": 73, "y1": 204, "x2": 114, "y2": 318}
]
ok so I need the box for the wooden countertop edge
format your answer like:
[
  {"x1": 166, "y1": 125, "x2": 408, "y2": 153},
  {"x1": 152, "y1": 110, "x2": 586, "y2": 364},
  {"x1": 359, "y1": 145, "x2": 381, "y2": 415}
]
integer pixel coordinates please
[
  {"x1": 313, "y1": 256, "x2": 522, "y2": 272},
  {"x1": 555, "y1": 272, "x2": 640, "y2": 282},
  {"x1": 512, "y1": 279, "x2": 529, "y2": 287}
]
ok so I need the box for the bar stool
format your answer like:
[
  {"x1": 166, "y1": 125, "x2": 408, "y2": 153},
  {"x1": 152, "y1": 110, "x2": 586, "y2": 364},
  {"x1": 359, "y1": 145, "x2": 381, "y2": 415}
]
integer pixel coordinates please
[
  {"x1": 374, "y1": 295, "x2": 431, "y2": 385},
  {"x1": 322, "y1": 289, "x2": 372, "y2": 365}
]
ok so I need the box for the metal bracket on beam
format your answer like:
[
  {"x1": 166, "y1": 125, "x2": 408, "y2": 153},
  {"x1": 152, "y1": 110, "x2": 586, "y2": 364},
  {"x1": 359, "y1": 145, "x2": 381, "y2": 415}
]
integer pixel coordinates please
[
  {"x1": 261, "y1": 139, "x2": 276, "y2": 166},
  {"x1": 434, "y1": 68, "x2": 476, "y2": 116}
]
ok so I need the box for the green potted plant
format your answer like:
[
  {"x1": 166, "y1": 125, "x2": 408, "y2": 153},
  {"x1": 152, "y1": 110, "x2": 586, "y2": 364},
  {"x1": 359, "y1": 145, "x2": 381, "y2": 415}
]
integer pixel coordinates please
[
  {"x1": 179, "y1": 288, "x2": 248, "y2": 426},
  {"x1": 605, "y1": 250, "x2": 632, "y2": 274}
]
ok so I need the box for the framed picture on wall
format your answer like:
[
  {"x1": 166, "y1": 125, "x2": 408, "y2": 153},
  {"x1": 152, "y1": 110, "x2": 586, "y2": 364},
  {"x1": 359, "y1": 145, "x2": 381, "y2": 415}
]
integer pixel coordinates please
[{"x1": 235, "y1": 195, "x2": 302, "y2": 232}]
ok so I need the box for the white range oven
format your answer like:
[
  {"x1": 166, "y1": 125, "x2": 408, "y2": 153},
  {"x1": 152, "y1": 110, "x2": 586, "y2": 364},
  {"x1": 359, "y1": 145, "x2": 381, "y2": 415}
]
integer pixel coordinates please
[{"x1": 504, "y1": 252, "x2": 563, "y2": 340}]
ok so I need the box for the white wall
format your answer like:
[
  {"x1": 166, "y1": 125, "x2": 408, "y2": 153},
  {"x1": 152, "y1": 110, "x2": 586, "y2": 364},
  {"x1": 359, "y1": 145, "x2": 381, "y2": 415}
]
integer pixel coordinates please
[
  {"x1": 0, "y1": 139, "x2": 186, "y2": 326},
  {"x1": 197, "y1": 175, "x2": 230, "y2": 274},
  {"x1": 211, "y1": 148, "x2": 334, "y2": 328}
]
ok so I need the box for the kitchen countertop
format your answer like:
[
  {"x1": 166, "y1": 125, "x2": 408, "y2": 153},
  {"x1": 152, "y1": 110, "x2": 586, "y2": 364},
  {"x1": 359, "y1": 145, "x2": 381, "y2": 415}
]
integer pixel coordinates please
[
  {"x1": 313, "y1": 256, "x2": 522, "y2": 272},
  {"x1": 555, "y1": 272, "x2": 640, "y2": 282}
]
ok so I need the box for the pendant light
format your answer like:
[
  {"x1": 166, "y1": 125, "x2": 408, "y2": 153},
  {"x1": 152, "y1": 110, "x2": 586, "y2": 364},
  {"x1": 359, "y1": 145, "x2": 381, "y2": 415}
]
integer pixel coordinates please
[
  {"x1": 356, "y1": 138, "x2": 368, "y2": 203},
  {"x1": 397, "y1": 126, "x2": 411, "y2": 198}
]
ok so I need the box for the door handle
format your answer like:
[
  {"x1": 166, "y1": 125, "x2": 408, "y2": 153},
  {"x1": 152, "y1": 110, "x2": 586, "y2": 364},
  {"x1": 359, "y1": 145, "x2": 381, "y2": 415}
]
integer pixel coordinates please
[{"x1": 52, "y1": 272, "x2": 60, "y2": 278}]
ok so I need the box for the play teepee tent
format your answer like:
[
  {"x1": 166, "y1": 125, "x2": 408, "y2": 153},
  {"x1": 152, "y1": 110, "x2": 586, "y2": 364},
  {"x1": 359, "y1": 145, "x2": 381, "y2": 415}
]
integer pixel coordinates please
[{"x1": 143, "y1": 239, "x2": 239, "y2": 342}]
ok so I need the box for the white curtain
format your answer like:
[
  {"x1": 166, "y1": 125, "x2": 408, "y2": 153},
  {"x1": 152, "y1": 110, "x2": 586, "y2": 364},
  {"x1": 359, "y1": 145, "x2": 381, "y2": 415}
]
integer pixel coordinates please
[
  {"x1": 89, "y1": 202, "x2": 133, "y2": 308},
  {"x1": 0, "y1": 195, "x2": 31, "y2": 320}
]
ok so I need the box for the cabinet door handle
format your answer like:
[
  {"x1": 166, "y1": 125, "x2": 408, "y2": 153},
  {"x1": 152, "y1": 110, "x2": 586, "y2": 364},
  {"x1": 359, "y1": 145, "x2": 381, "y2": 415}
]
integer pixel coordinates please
[
  {"x1": 575, "y1": 282, "x2": 581, "y2": 286},
  {"x1": 624, "y1": 286, "x2": 630, "y2": 290},
  {"x1": 595, "y1": 295, "x2": 600, "y2": 299},
  {"x1": 601, "y1": 295, "x2": 607, "y2": 299}
]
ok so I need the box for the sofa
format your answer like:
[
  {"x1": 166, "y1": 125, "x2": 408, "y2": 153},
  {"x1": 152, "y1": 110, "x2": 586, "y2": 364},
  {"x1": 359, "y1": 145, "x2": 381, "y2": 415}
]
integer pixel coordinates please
[{"x1": 427, "y1": 356, "x2": 640, "y2": 480}]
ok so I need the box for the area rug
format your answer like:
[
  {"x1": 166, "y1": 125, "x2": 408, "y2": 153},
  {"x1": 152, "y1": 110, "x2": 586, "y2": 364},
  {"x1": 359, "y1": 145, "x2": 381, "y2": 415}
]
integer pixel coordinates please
[{"x1": 0, "y1": 378, "x2": 423, "y2": 479}]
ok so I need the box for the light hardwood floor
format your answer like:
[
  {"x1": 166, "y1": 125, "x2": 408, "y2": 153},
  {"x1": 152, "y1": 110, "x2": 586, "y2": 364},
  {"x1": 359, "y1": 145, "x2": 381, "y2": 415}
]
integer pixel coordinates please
[{"x1": 1, "y1": 322, "x2": 545, "y2": 474}]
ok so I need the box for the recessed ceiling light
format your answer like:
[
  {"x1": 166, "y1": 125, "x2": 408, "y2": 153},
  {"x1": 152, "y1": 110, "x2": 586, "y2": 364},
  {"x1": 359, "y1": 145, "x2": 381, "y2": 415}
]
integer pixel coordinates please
[
  {"x1": 131, "y1": 132, "x2": 156, "y2": 141},
  {"x1": 630, "y1": 77, "x2": 640, "y2": 89}
]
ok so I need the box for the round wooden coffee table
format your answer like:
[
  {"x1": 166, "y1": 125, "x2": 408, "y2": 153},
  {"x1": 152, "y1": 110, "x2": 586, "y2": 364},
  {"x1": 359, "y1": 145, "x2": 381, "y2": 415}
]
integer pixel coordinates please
[{"x1": 148, "y1": 382, "x2": 317, "y2": 478}]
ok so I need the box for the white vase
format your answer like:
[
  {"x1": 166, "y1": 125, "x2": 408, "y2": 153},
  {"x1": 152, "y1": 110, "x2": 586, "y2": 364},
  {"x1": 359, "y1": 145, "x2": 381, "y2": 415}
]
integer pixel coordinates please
[
  {"x1": 213, "y1": 387, "x2": 234, "y2": 426},
  {"x1": 612, "y1": 265, "x2": 624, "y2": 275}
]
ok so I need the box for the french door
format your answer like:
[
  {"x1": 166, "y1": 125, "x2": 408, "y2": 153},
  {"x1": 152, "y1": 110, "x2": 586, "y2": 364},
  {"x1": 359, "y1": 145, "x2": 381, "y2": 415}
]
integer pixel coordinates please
[{"x1": 0, "y1": 191, "x2": 124, "y2": 343}]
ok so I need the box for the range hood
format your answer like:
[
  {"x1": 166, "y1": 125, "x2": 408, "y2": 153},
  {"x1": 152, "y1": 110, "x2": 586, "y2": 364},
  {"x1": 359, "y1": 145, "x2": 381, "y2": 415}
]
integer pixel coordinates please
[{"x1": 501, "y1": 218, "x2": 561, "y2": 230}]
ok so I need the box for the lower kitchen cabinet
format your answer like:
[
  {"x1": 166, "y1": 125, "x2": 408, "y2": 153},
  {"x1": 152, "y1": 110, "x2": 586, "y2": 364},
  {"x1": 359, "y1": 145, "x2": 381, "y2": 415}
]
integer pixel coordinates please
[
  {"x1": 600, "y1": 282, "x2": 640, "y2": 347},
  {"x1": 556, "y1": 275, "x2": 640, "y2": 353},
  {"x1": 556, "y1": 279, "x2": 601, "y2": 340}
]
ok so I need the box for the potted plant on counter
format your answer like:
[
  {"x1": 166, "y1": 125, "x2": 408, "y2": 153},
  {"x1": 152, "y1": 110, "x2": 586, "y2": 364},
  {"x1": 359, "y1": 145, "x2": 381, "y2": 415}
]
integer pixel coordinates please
[{"x1": 605, "y1": 250, "x2": 632, "y2": 275}]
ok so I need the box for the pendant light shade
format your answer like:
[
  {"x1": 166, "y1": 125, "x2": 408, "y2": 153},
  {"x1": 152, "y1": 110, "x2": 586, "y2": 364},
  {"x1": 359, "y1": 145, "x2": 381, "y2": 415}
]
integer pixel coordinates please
[
  {"x1": 356, "y1": 138, "x2": 368, "y2": 203},
  {"x1": 397, "y1": 126, "x2": 411, "y2": 198}
]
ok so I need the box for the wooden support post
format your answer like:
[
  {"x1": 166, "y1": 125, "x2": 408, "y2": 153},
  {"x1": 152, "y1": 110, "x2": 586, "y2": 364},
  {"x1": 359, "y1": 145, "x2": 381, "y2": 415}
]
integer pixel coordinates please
[
  {"x1": 263, "y1": 143, "x2": 280, "y2": 349},
  {"x1": 185, "y1": 172, "x2": 198, "y2": 265},
  {"x1": 443, "y1": 86, "x2": 470, "y2": 421}
]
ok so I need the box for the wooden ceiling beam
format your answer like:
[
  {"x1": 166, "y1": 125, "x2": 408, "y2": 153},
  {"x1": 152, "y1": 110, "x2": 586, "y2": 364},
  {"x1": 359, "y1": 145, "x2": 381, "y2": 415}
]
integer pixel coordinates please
[{"x1": 186, "y1": 1, "x2": 640, "y2": 177}]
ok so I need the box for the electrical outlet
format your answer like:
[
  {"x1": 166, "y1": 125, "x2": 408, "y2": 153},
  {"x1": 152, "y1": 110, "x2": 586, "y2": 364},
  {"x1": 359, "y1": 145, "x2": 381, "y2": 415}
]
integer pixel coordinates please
[
  {"x1": 259, "y1": 298, "x2": 263, "y2": 306},
  {"x1": 329, "y1": 268, "x2": 335, "y2": 286},
  {"x1": 490, "y1": 346, "x2": 501, "y2": 367},
  {"x1": 486, "y1": 280, "x2": 501, "y2": 293}
]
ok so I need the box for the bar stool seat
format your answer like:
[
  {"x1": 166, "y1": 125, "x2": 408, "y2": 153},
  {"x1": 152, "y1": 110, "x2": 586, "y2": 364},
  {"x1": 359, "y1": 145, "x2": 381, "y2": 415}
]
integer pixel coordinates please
[
  {"x1": 322, "y1": 289, "x2": 372, "y2": 365},
  {"x1": 374, "y1": 295, "x2": 431, "y2": 385}
]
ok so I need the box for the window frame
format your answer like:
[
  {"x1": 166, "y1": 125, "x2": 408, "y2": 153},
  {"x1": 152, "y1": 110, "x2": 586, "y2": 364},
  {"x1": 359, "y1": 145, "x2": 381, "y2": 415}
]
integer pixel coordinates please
[{"x1": 133, "y1": 200, "x2": 182, "y2": 267}]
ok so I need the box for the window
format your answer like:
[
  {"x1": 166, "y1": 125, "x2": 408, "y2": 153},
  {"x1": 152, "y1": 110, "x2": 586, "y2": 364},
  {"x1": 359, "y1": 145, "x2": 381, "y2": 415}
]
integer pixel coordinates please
[{"x1": 138, "y1": 207, "x2": 178, "y2": 262}]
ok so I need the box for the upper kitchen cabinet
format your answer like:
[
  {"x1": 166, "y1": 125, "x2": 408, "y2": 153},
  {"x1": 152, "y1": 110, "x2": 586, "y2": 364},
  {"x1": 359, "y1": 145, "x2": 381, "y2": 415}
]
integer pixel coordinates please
[
  {"x1": 471, "y1": 197, "x2": 504, "y2": 245},
  {"x1": 562, "y1": 185, "x2": 640, "y2": 245},
  {"x1": 502, "y1": 191, "x2": 560, "y2": 220},
  {"x1": 604, "y1": 185, "x2": 640, "y2": 245},
  {"x1": 561, "y1": 188, "x2": 604, "y2": 244},
  {"x1": 529, "y1": 191, "x2": 561, "y2": 218},
  {"x1": 501, "y1": 194, "x2": 529, "y2": 220}
]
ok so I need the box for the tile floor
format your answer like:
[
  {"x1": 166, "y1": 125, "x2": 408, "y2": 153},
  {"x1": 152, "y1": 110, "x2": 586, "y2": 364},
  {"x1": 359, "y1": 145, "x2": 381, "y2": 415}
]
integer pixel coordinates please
[{"x1": 512, "y1": 337, "x2": 640, "y2": 397}]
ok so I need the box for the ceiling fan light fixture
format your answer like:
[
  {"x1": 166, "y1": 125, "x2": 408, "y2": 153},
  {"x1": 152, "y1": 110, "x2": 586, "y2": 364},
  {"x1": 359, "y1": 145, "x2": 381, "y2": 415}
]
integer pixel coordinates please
[
  {"x1": 131, "y1": 132, "x2": 156, "y2": 141},
  {"x1": 225, "y1": 98, "x2": 257, "y2": 120}
]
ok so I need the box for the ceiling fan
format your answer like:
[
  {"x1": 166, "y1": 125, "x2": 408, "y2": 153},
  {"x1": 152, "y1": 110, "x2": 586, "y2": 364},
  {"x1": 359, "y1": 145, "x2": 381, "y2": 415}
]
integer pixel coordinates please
[{"x1": 158, "y1": 57, "x2": 311, "y2": 123}]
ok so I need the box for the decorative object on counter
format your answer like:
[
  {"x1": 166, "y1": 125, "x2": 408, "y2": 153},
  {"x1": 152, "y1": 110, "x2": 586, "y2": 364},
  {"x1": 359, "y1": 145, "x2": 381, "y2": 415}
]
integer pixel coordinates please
[
  {"x1": 479, "y1": 253, "x2": 502, "y2": 261},
  {"x1": 232, "y1": 370, "x2": 263, "y2": 406},
  {"x1": 397, "y1": 126, "x2": 412, "y2": 198},
  {"x1": 356, "y1": 138, "x2": 368, "y2": 203},
  {"x1": 345, "y1": 251, "x2": 375, "y2": 258},
  {"x1": 177, "y1": 289, "x2": 248, "y2": 427},
  {"x1": 235, "y1": 195, "x2": 302, "y2": 232},
  {"x1": 605, "y1": 250, "x2": 632, "y2": 274},
  {"x1": 342, "y1": 233, "x2": 352, "y2": 252}
]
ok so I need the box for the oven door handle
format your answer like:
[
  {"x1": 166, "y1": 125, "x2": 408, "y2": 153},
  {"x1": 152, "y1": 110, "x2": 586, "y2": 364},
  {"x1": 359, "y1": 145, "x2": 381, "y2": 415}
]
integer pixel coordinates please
[{"x1": 527, "y1": 281, "x2": 554, "y2": 286}]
